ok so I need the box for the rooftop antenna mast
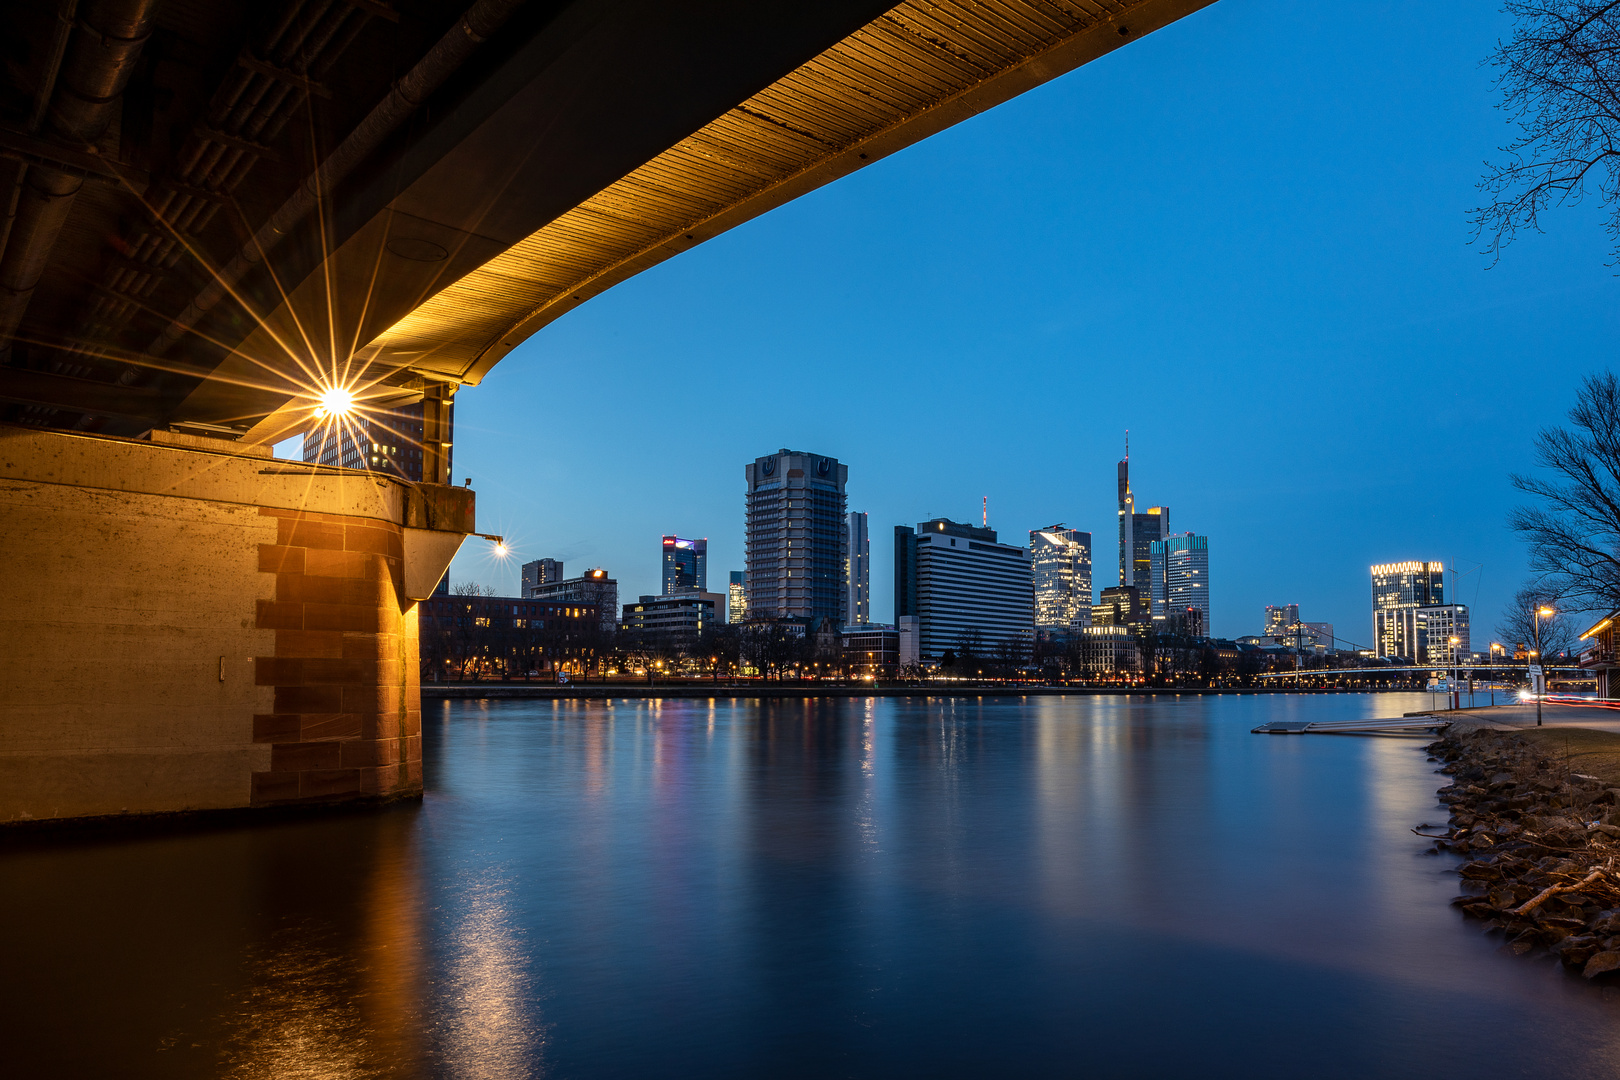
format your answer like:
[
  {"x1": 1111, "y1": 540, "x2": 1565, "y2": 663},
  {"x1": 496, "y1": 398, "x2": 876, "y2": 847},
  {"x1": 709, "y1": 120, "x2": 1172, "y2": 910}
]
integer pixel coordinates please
[{"x1": 982, "y1": 496, "x2": 988, "y2": 529}]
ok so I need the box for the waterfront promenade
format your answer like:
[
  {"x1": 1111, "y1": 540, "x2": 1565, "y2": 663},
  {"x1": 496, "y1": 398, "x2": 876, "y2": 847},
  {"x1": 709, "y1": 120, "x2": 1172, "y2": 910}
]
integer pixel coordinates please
[{"x1": 1418, "y1": 703, "x2": 1620, "y2": 734}]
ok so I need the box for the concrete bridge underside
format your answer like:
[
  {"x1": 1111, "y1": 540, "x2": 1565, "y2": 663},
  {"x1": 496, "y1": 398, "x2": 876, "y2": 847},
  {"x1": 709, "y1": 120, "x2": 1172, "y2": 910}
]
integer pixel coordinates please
[{"x1": 0, "y1": 0, "x2": 1212, "y2": 822}]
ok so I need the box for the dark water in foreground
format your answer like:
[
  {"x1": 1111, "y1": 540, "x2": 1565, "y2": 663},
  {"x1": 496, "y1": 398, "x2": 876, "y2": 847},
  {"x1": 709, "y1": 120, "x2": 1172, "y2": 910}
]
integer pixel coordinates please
[{"x1": 5, "y1": 693, "x2": 1620, "y2": 1078}]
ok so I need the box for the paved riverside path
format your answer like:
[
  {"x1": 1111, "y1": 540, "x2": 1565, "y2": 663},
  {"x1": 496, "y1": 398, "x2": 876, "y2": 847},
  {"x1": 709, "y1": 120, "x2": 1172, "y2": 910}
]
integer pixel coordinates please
[{"x1": 1413, "y1": 702, "x2": 1620, "y2": 734}]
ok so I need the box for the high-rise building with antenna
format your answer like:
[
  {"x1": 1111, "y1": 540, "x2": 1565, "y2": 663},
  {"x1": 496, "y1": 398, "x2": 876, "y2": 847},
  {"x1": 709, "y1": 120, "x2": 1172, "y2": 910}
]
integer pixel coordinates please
[{"x1": 1117, "y1": 436, "x2": 1168, "y2": 606}]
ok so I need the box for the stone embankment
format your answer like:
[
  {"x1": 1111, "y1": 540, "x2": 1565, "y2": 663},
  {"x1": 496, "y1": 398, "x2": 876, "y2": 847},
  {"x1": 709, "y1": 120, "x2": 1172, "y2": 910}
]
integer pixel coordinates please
[{"x1": 1426, "y1": 726, "x2": 1620, "y2": 977}]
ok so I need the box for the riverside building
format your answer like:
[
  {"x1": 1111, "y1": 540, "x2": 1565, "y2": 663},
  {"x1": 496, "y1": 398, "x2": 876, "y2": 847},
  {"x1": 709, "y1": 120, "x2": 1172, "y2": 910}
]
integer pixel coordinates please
[
  {"x1": 620, "y1": 593, "x2": 720, "y2": 650},
  {"x1": 894, "y1": 517, "x2": 1032, "y2": 662},
  {"x1": 524, "y1": 567, "x2": 619, "y2": 633},
  {"x1": 1150, "y1": 532, "x2": 1210, "y2": 637},
  {"x1": 846, "y1": 511, "x2": 870, "y2": 625},
  {"x1": 744, "y1": 449, "x2": 848, "y2": 622},
  {"x1": 1030, "y1": 525, "x2": 1093, "y2": 629},
  {"x1": 1371, "y1": 561, "x2": 1445, "y2": 660}
]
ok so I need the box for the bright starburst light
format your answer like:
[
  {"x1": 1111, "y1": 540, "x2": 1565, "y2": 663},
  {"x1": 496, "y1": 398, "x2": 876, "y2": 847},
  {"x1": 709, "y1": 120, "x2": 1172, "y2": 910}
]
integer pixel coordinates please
[{"x1": 313, "y1": 385, "x2": 356, "y2": 419}]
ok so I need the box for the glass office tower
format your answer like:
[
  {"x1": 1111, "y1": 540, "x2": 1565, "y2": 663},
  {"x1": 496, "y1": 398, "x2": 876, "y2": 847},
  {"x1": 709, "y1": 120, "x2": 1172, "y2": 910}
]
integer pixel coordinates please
[
  {"x1": 1030, "y1": 525, "x2": 1092, "y2": 628},
  {"x1": 1150, "y1": 532, "x2": 1210, "y2": 636},
  {"x1": 661, "y1": 536, "x2": 707, "y2": 594}
]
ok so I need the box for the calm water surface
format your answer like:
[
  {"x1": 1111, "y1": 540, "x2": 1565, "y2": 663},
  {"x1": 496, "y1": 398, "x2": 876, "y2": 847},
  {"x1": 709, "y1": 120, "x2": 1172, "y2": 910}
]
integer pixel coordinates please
[{"x1": 6, "y1": 692, "x2": 1620, "y2": 1078}]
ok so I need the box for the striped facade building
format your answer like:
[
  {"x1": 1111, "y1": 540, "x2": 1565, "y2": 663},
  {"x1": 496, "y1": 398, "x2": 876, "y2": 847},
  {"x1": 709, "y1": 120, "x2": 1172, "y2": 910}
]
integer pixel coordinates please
[{"x1": 896, "y1": 518, "x2": 1033, "y2": 662}]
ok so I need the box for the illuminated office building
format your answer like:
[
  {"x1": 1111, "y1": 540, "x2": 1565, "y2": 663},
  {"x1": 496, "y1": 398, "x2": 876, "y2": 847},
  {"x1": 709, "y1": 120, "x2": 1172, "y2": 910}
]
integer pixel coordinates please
[
  {"x1": 846, "y1": 511, "x2": 870, "y2": 626},
  {"x1": 1263, "y1": 604, "x2": 1334, "y2": 650},
  {"x1": 1030, "y1": 525, "x2": 1092, "y2": 629},
  {"x1": 1150, "y1": 532, "x2": 1210, "y2": 637},
  {"x1": 1371, "y1": 561, "x2": 1445, "y2": 660},
  {"x1": 661, "y1": 536, "x2": 707, "y2": 594},
  {"x1": 1117, "y1": 451, "x2": 1168, "y2": 607},
  {"x1": 1092, "y1": 585, "x2": 1149, "y2": 632},
  {"x1": 1264, "y1": 604, "x2": 1299, "y2": 637},
  {"x1": 729, "y1": 571, "x2": 747, "y2": 624},
  {"x1": 744, "y1": 449, "x2": 848, "y2": 621}
]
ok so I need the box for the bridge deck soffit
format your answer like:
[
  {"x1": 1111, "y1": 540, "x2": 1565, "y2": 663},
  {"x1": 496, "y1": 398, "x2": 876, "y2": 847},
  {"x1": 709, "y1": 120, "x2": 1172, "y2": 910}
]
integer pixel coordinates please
[
  {"x1": 229, "y1": 0, "x2": 1215, "y2": 445},
  {"x1": 377, "y1": 0, "x2": 1214, "y2": 396}
]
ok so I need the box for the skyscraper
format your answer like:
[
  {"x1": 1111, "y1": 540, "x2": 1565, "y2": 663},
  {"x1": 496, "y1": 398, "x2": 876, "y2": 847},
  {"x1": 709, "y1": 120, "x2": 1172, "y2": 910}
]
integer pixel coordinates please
[
  {"x1": 845, "y1": 511, "x2": 870, "y2": 626},
  {"x1": 744, "y1": 449, "x2": 848, "y2": 621},
  {"x1": 1150, "y1": 532, "x2": 1210, "y2": 636},
  {"x1": 1371, "y1": 561, "x2": 1445, "y2": 659},
  {"x1": 661, "y1": 536, "x2": 707, "y2": 594},
  {"x1": 894, "y1": 525, "x2": 918, "y2": 621},
  {"x1": 895, "y1": 518, "x2": 1032, "y2": 661},
  {"x1": 1116, "y1": 448, "x2": 1168, "y2": 606},
  {"x1": 1030, "y1": 525, "x2": 1092, "y2": 628}
]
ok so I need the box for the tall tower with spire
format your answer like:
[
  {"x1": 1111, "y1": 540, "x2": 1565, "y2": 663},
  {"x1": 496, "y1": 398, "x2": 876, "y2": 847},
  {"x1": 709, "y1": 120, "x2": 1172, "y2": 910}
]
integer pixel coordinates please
[
  {"x1": 1116, "y1": 435, "x2": 1169, "y2": 606},
  {"x1": 1117, "y1": 437, "x2": 1134, "y2": 591}
]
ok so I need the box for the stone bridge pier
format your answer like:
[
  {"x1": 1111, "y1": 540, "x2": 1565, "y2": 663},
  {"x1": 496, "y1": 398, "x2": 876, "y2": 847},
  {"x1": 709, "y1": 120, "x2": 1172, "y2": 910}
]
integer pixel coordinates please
[{"x1": 0, "y1": 424, "x2": 473, "y2": 823}]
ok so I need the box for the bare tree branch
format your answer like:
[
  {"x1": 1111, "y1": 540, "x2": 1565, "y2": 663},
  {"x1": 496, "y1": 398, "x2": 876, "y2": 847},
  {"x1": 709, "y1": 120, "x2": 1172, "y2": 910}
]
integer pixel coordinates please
[
  {"x1": 1474, "y1": 1, "x2": 1620, "y2": 264},
  {"x1": 1510, "y1": 371, "x2": 1620, "y2": 612}
]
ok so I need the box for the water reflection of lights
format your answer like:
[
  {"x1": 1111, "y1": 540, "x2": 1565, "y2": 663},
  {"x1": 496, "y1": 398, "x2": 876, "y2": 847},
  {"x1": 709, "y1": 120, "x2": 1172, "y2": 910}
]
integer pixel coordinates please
[
  {"x1": 220, "y1": 927, "x2": 372, "y2": 1080},
  {"x1": 441, "y1": 875, "x2": 543, "y2": 1080}
]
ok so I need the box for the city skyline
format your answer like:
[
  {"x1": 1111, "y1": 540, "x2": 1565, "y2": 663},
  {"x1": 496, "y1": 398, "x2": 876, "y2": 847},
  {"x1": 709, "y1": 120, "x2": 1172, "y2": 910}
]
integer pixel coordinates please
[
  {"x1": 431, "y1": 2, "x2": 1599, "y2": 641},
  {"x1": 441, "y1": 441, "x2": 1501, "y2": 645}
]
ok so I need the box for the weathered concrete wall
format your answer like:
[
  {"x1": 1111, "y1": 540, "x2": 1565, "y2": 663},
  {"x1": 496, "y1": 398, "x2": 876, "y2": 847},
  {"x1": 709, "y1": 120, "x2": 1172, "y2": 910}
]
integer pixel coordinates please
[{"x1": 0, "y1": 424, "x2": 466, "y2": 823}]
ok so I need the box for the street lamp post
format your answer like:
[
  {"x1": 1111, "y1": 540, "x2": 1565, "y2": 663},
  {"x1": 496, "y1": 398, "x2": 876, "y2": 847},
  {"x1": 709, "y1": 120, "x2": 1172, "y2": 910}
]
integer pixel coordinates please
[
  {"x1": 1450, "y1": 635, "x2": 1460, "y2": 710},
  {"x1": 1533, "y1": 606, "x2": 1554, "y2": 727}
]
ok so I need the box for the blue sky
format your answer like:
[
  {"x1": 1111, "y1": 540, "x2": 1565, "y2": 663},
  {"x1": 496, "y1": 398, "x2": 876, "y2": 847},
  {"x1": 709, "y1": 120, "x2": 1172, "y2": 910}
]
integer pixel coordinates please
[{"x1": 397, "y1": 0, "x2": 1618, "y2": 643}]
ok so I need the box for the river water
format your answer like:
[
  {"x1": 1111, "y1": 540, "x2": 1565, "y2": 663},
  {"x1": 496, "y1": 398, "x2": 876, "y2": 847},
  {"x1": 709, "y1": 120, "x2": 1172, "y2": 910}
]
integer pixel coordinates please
[{"x1": 5, "y1": 692, "x2": 1620, "y2": 1078}]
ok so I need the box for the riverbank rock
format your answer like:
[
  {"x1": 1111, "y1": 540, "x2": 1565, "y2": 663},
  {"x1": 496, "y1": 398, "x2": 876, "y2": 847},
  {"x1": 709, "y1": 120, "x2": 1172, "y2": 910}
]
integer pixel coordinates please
[{"x1": 1425, "y1": 727, "x2": 1620, "y2": 977}]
